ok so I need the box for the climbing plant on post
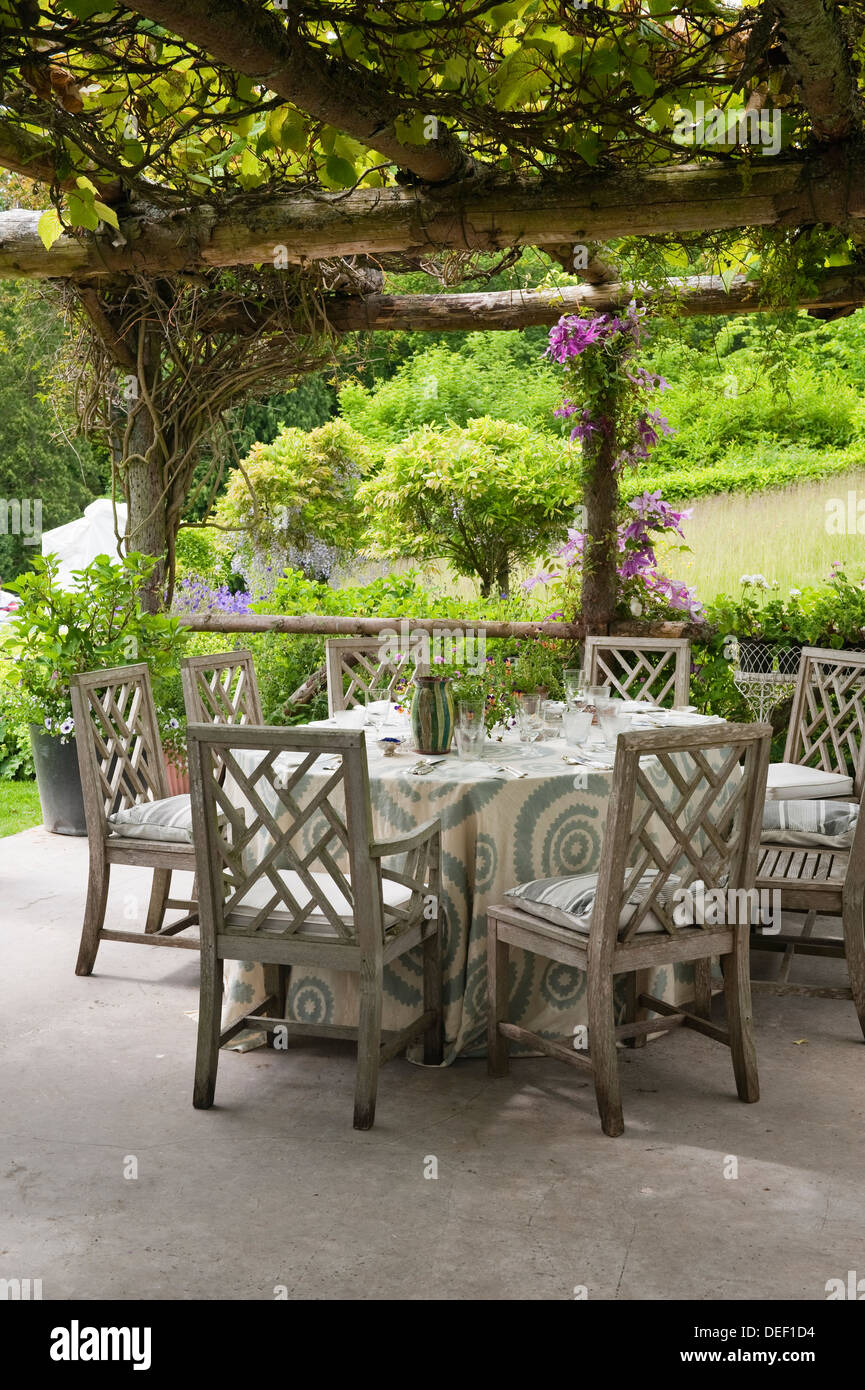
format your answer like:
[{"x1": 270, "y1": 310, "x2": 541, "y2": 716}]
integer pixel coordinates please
[{"x1": 546, "y1": 307, "x2": 674, "y2": 633}]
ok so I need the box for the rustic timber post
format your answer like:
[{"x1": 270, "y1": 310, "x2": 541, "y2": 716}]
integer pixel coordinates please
[
  {"x1": 579, "y1": 384, "x2": 619, "y2": 635},
  {"x1": 124, "y1": 328, "x2": 167, "y2": 612}
]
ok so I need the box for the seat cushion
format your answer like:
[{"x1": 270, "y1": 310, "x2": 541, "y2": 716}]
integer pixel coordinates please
[
  {"x1": 107, "y1": 793, "x2": 193, "y2": 844},
  {"x1": 504, "y1": 869, "x2": 681, "y2": 937},
  {"x1": 226, "y1": 869, "x2": 413, "y2": 938},
  {"x1": 765, "y1": 762, "x2": 853, "y2": 800},
  {"x1": 762, "y1": 798, "x2": 859, "y2": 850}
]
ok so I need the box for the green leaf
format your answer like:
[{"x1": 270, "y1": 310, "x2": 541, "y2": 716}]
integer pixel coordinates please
[
  {"x1": 631, "y1": 67, "x2": 656, "y2": 98},
  {"x1": 37, "y1": 208, "x2": 64, "y2": 251},
  {"x1": 67, "y1": 192, "x2": 99, "y2": 232},
  {"x1": 93, "y1": 201, "x2": 119, "y2": 230},
  {"x1": 324, "y1": 155, "x2": 357, "y2": 187}
]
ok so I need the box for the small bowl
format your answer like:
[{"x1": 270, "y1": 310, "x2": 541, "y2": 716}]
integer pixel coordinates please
[{"x1": 378, "y1": 737, "x2": 403, "y2": 758}]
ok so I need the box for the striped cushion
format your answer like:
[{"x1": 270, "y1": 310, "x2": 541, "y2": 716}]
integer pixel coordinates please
[
  {"x1": 504, "y1": 869, "x2": 680, "y2": 937},
  {"x1": 107, "y1": 794, "x2": 193, "y2": 845},
  {"x1": 762, "y1": 798, "x2": 859, "y2": 849},
  {"x1": 765, "y1": 762, "x2": 853, "y2": 800}
]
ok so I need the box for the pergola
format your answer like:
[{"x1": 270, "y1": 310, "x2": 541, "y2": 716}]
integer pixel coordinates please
[{"x1": 1, "y1": 0, "x2": 864, "y2": 626}]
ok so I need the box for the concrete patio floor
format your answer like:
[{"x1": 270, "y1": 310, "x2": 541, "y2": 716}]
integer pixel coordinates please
[{"x1": 1, "y1": 825, "x2": 863, "y2": 1302}]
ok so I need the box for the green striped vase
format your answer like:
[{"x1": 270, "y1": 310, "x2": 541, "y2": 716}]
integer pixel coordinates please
[{"x1": 410, "y1": 676, "x2": 455, "y2": 754}]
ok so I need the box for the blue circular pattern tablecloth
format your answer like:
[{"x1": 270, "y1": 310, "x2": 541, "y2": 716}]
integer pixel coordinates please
[{"x1": 222, "y1": 729, "x2": 704, "y2": 1062}]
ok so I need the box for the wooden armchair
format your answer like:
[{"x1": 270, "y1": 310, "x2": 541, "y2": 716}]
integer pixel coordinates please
[
  {"x1": 584, "y1": 636, "x2": 691, "y2": 707},
  {"x1": 70, "y1": 664, "x2": 199, "y2": 976},
  {"x1": 751, "y1": 781, "x2": 865, "y2": 1038},
  {"x1": 325, "y1": 638, "x2": 407, "y2": 715},
  {"x1": 180, "y1": 649, "x2": 263, "y2": 727},
  {"x1": 765, "y1": 646, "x2": 865, "y2": 801},
  {"x1": 186, "y1": 723, "x2": 443, "y2": 1129},
  {"x1": 487, "y1": 722, "x2": 772, "y2": 1136}
]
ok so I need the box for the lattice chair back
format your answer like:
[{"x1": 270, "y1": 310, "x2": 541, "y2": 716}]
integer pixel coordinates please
[
  {"x1": 584, "y1": 636, "x2": 691, "y2": 707},
  {"x1": 181, "y1": 650, "x2": 263, "y2": 727},
  {"x1": 784, "y1": 647, "x2": 865, "y2": 796},
  {"x1": 70, "y1": 663, "x2": 169, "y2": 836},
  {"x1": 588, "y1": 723, "x2": 771, "y2": 963},
  {"x1": 187, "y1": 725, "x2": 437, "y2": 953},
  {"x1": 325, "y1": 639, "x2": 407, "y2": 715}
]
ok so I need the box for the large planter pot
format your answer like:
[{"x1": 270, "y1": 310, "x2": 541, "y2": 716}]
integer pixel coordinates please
[
  {"x1": 164, "y1": 756, "x2": 190, "y2": 796},
  {"x1": 410, "y1": 676, "x2": 455, "y2": 754},
  {"x1": 29, "y1": 724, "x2": 87, "y2": 836}
]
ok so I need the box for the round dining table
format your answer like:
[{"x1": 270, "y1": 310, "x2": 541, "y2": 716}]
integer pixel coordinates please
[{"x1": 220, "y1": 715, "x2": 718, "y2": 1063}]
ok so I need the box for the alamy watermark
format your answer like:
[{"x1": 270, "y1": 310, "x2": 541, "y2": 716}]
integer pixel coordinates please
[
  {"x1": 673, "y1": 885, "x2": 781, "y2": 933},
  {"x1": 377, "y1": 619, "x2": 487, "y2": 675},
  {"x1": 673, "y1": 102, "x2": 782, "y2": 157},
  {"x1": 0, "y1": 497, "x2": 42, "y2": 546}
]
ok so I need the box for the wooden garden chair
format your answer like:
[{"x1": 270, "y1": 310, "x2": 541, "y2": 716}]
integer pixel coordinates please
[
  {"x1": 765, "y1": 646, "x2": 865, "y2": 801},
  {"x1": 180, "y1": 649, "x2": 263, "y2": 728},
  {"x1": 325, "y1": 638, "x2": 407, "y2": 715},
  {"x1": 70, "y1": 664, "x2": 199, "y2": 977},
  {"x1": 186, "y1": 723, "x2": 443, "y2": 1129},
  {"x1": 486, "y1": 721, "x2": 772, "y2": 1136},
  {"x1": 751, "y1": 784, "x2": 865, "y2": 1038},
  {"x1": 584, "y1": 635, "x2": 692, "y2": 707}
]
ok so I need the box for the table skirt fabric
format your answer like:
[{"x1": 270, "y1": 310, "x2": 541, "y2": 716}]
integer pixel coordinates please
[{"x1": 221, "y1": 746, "x2": 702, "y2": 1063}]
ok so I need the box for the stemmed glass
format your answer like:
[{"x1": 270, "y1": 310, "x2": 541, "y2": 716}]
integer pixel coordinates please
[
  {"x1": 563, "y1": 667, "x2": 587, "y2": 705},
  {"x1": 516, "y1": 693, "x2": 543, "y2": 743}
]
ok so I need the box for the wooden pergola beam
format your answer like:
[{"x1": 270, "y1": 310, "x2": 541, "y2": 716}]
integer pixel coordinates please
[
  {"x1": 323, "y1": 268, "x2": 865, "y2": 333},
  {"x1": 2, "y1": 153, "x2": 864, "y2": 282}
]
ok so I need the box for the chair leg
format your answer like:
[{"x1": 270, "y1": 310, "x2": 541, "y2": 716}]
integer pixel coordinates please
[
  {"x1": 722, "y1": 928, "x2": 760, "y2": 1103},
  {"x1": 144, "y1": 868, "x2": 171, "y2": 934},
  {"x1": 193, "y1": 942, "x2": 222, "y2": 1110},
  {"x1": 588, "y1": 971, "x2": 624, "y2": 1137},
  {"x1": 353, "y1": 958, "x2": 382, "y2": 1130},
  {"x1": 842, "y1": 898, "x2": 865, "y2": 1042},
  {"x1": 621, "y1": 968, "x2": 647, "y2": 1048},
  {"x1": 486, "y1": 915, "x2": 510, "y2": 1077},
  {"x1": 693, "y1": 957, "x2": 713, "y2": 1018},
  {"x1": 75, "y1": 854, "x2": 110, "y2": 976},
  {"x1": 422, "y1": 923, "x2": 444, "y2": 1066}
]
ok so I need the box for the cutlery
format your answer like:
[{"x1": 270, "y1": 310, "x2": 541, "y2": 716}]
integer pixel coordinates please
[{"x1": 409, "y1": 756, "x2": 448, "y2": 775}]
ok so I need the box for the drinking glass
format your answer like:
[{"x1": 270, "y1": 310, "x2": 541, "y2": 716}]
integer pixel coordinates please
[
  {"x1": 364, "y1": 698, "x2": 391, "y2": 731},
  {"x1": 562, "y1": 708, "x2": 593, "y2": 746},
  {"x1": 596, "y1": 698, "x2": 630, "y2": 749},
  {"x1": 455, "y1": 721, "x2": 486, "y2": 761},
  {"x1": 457, "y1": 697, "x2": 485, "y2": 729},
  {"x1": 587, "y1": 684, "x2": 611, "y2": 703},
  {"x1": 516, "y1": 693, "x2": 542, "y2": 743},
  {"x1": 563, "y1": 667, "x2": 587, "y2": 704},
  {"x1": 542, "y1": 698, "x2": 564, "y2": 738}
]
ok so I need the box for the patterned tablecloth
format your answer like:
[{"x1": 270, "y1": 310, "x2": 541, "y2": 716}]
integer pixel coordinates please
[{"x1": 219, "y1": 718, "x2": 722, "y2": 1063}]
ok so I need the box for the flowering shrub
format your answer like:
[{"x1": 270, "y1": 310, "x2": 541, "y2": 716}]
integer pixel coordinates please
[
  {"x1": 1, "y1": 553, "x2": 187, "y2": 742},
  {"x1": 546, "y1": 305, "x2": 673, "y2": 471},
  {"x1": 528, "y1": 489, "x2": 702, "y2": 620},
  {"x1": 213, "y1": 418, "x2": 371, "y2": 594},
  {"x1": 536, "y1": 307, "x2": 702, "y2": 620},
  {"x1": 172, "y1": 576, "x2": 254, "y2": 616}
]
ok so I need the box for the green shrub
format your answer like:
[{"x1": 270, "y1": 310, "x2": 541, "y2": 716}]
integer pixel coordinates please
[{"x1": 357, "y1": 417, "x2": 580, "y2": 597}]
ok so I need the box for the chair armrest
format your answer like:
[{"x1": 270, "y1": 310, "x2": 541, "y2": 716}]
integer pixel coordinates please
[{"x1": 370, "y1": 816, "x2": 441, "y2": 858}]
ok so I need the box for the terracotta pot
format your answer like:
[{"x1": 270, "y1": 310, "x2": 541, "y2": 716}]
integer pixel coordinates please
[{"x1": 164, "y1": 755, "x2": 190, "y2": 796}]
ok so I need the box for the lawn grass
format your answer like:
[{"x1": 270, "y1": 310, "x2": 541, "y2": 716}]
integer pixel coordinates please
[
  {"x1": 0, "y1": 780, "x2": 42, "y2": 837},
  {"x1": 656, "y1": 469, "x2": 865, "y2": 598}
]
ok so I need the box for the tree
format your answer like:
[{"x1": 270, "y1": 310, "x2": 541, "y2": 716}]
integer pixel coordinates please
[
  {"x1": 0, "y1": 280, "x2": 107, "y2": 582},
  {"x1": 357, "y1": 417, "x2": 579, "y2": 598},
  {"x1": 212, "y1": 418, "x2": 370, "y2": 591}
]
